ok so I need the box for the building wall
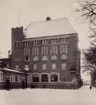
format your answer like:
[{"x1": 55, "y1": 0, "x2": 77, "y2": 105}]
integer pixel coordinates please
[{"x1": 11, "y1": 27, "x2": 80, "y2": 83}]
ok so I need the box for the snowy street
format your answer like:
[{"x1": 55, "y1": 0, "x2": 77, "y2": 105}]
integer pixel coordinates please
[{"x1": 0, "y1": 86, "x2": 96, "y2": 105}]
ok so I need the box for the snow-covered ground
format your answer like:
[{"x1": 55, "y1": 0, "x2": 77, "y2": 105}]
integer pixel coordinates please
[{"x1": 0, "y1": 86, "x2": 96, "y2": 105}]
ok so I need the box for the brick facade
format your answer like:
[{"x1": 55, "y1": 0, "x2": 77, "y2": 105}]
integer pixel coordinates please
[{"x1": 11, "y1": 26, "x2": 81, "y2": 84}]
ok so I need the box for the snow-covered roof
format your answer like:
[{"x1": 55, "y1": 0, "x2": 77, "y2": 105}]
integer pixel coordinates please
[
  {"x1": 25, "y1": 18, "x2": 77, "y2": 38},
  {"x1": 0, "y1": 68, "x2": 24, "y2": 74}
]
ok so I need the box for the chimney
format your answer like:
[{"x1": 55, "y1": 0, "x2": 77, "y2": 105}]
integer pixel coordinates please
[{"x1": 46, "y1": 17, "x2": 51, "y2": 21}]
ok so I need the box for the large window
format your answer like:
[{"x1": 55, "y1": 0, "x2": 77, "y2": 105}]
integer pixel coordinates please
[
  {"x1": 41, "y1": 74, "x2": 48, "y2": 82},
  {"x1": 32, "y1": 74, "x2": 39, "y2": 82},
  {"x1": 50, "y1": 74, "x2": 58, "y2": 82}
]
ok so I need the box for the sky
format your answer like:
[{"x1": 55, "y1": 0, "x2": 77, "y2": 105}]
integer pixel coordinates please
[{"x1": 0, "y1": 0, "x2": 92, "y2": 80}]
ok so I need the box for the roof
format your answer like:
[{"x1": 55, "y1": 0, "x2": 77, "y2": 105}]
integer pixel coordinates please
[
  {"x1": 25, "y1": 18, "x2": 77, "y2": 38},
  {"x1": 0, "y1": 68, "x2": 24, "y2": 74}
]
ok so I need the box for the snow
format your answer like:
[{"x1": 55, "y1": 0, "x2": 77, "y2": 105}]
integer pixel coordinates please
[
  {"x1": 26, "y1": 18, "x2": 77, "y2": 38},
  {"x1": 0, "y1": 86, "x2": 96, "y2": 105}
]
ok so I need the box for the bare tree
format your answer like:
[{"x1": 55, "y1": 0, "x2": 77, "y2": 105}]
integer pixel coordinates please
[
  {"x1": 77, "y1": 0, "x2": 96, "y2": 40},
  {"x1": 76, "y1": 1, "x2": 96, "y2": 77}
]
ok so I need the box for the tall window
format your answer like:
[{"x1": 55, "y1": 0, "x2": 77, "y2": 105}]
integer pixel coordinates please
[
  {"x1": 32, "y1": 47, "x2": 39, "y2": 55},
  {"x1": 42, "y1": 64, "x2": 47, "y2": 70},
  {"x1": 34, "y1": 64, "x2": 37, "y2": 70},
  {"x1": 24, "y1": 48, "x2": 30, "y2": 56},
  {"x1": 41, "y1": 46, "x2": 48, "y2": 55},
  {"x1": 60, "y1": 44, "x2": 67, "y2": 54},
  {"x1": 50, "y1": 45, "x2": 58, "y2": 54},
  {"x1": 61, "y1": 63, "x2": 66, "y2": 70},
  {"x1": 52, "y1": 63, "x2": 56, "y2": 70},
  {"x1": 11, "y1": 75, "x2": 15, "y2": 82}
]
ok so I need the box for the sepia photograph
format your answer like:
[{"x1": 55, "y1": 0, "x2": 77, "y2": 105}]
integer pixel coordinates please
[{"x1": 0, "y1": 0, "x2": 96, "y2": 105}]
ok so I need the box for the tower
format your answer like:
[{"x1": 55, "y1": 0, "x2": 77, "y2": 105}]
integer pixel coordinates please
[{"x1": 11, "y1": 27, "x2": 24, "y2": 70}]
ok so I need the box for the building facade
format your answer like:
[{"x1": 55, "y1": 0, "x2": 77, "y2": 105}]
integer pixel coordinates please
[{"x1": 11, "y1": 18, "x2": 81, "y2": 89}]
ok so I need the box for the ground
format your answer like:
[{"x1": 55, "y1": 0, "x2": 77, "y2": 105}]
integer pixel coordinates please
[{"x1": 0, "y1": 86, "x2": 96, "y2": 105}]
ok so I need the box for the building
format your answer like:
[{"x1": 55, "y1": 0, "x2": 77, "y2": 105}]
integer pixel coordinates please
[
  {"x1": 0, "y1": 52, "x2": 12, "y2": 69},
  {"x1": 11, "y1": 17, "x2": 81, "y2": 89}
]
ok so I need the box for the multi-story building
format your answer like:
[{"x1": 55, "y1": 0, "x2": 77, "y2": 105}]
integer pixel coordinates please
[{"x1": 11, "y1": 17, "x2": 81, "y2": 88}]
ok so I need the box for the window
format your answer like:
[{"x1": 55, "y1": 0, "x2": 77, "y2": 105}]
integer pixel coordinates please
[
  {"x1": 42, "y1": 64, "x2": 47, "y2": 70},
  {"x1": 15, "y1": 75, "x2": 18, "y2": 82},
  {"x1": 51, "y1": 55, "x2": 57, "y2": 60},
  {"x1": 50, "y1": 45, "x2": 57, "y2": 54},
  {"x1": 61, "y1": 54, "x2": 67, "y2": 60},
  {"x1": 0, "y1": 71, "x2": 3, "y2": 82},
  {"x1": 25, "y1": 56, "x2": 29, "y2": 61},
  {"x1": 11, "y1": 75, "x2": 15, "y2": 82},
  {"x1": 62, "y1": 63, "x2": 66, "y2": 70},
  {"x1": 50, "y1": 74, "x2": 58, "y2": 82},
  {"x1": 60, "y1": 44, "x2": 67, "y2": 54},
  {"x1": 14, "y1": 42, "x2": 16, "y2": 47},
  {"x1": 32, "y1": 74, "x2": 39, "y2": 82},
  {"x1": 42, "y1": 56, "x2": 48, "y2": 60},
  {"x1": 33, "y1": 56, "x2": 38, "y2": 61},
  {"x1": 17, "y1": 75, "x2": 21, "y2": 83},
  {"x1": 15, "y1": 65, "x2": 19, "y2": 70},
  {"x1": 52, "y1": 64, "x2": 56, "y2": 70},
  {"x1": 34, "y1": 64, "x2": 37, "y2": 70},
  {"x1": 41, "y1": 74, "x2": 48, "y2": 82},
  {"x1": 24, "y1": 64, "x2": 29, "y2": 71}
]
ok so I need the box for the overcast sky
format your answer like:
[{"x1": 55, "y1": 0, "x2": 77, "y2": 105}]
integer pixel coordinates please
[{"x1": 0, "y1": 0, "x2": 90, "y2": 58}]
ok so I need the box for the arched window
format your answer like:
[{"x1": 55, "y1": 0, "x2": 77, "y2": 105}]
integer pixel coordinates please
[
  {"x1": 50, "y1": 74, "x2": 58, "y2": 82},
  {"x1": 32, "y1": 74, "x2": 39, "y2": 82},
  {"x1": 33, "y1": 56, "x2": 39, "y2": 61},
  {"x1": 42, "y1": 55, "x2": 48, "y2": 60},
  {"x1": 61, "y1": 54, "x2": 67, "y2": 59},
  {"x1": 51, "y1": 55, "x2": 57, "y2": 60},
  {"x1": 41, "y1": 74, "x2": 48, "y2": 82}
]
